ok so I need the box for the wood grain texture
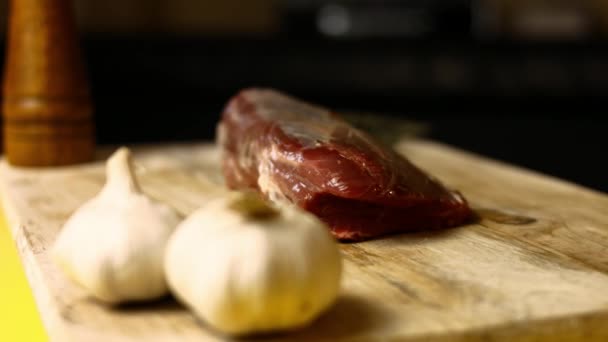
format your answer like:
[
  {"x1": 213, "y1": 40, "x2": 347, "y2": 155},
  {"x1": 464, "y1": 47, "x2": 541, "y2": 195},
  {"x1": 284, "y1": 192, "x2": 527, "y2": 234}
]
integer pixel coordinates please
[
  {"x1": 1, "y1": 139, "x2": 608, "y2": 341},
  {"x1": 2, "y1": 0, "x2": 95, "y2": 166}
]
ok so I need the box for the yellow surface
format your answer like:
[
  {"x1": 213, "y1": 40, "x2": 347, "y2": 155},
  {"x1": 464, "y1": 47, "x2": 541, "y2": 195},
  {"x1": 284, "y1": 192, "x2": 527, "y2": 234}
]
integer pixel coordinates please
[{"x1": 0, "y1": 209, "x2": 48, "y2": 341}]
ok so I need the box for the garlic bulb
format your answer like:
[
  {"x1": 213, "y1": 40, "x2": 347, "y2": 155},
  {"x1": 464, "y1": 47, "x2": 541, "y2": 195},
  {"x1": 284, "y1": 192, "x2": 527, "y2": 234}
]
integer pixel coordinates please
[
  {"x1": 164, "y1": 192, "x2": 342, "y2": 336},
  {"x1": 52, "y1": 147, "x2": 182, "y2": 304}
]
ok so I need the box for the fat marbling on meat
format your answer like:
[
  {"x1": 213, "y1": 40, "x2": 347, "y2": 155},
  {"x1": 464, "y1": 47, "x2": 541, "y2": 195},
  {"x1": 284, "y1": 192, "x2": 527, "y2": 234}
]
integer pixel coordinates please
[{"x1": 217, "y1": 88, "x2": 472, "y2": 241}]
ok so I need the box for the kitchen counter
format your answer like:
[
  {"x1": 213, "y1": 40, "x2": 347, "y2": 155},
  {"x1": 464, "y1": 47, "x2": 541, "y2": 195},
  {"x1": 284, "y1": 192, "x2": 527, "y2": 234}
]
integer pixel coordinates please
[{"x1": 0, "y1": 209, "x2": 47, "y2": 341}]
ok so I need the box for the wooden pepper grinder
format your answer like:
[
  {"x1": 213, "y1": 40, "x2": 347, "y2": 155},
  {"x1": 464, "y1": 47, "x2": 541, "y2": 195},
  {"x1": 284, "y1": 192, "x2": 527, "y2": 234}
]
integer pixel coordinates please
[{"x1": 2, "y1": 0, "x2": 95, "y2": 166}]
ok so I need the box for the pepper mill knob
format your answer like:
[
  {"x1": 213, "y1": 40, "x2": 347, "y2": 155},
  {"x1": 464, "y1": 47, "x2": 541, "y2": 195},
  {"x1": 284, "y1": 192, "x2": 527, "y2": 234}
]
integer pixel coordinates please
[{"x1": 2, "y1": 0, "x2": 95, "y2": 166}]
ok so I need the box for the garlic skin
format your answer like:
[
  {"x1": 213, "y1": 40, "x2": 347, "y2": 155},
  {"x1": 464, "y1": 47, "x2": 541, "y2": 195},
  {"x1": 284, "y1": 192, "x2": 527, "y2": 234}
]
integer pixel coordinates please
[
  {"x1": 164, "y1": 192, "x2": 342, "y2": 336},
  {"x1": 52, "y1": 147, "x2": 182, "y2": 304}
]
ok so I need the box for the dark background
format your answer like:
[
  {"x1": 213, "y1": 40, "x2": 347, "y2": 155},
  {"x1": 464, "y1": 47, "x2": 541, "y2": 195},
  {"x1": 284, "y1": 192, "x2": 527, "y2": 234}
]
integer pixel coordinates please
[{"x1": 1, "y1": 0, "x2": 607, "y2": 193}]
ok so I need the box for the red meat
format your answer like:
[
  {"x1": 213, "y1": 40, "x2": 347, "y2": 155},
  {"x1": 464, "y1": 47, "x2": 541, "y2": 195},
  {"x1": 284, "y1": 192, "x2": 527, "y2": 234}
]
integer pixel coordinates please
[{"x1": 217, "y1": 88, "x2": 472, "y2": 241}]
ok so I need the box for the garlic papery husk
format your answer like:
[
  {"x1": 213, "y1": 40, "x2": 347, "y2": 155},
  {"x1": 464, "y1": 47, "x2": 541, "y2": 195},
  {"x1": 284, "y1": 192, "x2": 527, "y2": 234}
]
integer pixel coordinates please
[
  {"x1": 164, "y1": 192, "x2": 343, "y2": 336},
  {"x1": 52, "y1": 147, "x2": 182, "y2": 304}
]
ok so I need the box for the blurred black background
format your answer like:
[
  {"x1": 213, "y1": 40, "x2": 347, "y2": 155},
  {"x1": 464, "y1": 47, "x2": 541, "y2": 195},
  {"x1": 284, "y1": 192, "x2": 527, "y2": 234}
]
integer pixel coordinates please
[{"x1": 1, "y1": 0, "x2": 607, "y2": 192}]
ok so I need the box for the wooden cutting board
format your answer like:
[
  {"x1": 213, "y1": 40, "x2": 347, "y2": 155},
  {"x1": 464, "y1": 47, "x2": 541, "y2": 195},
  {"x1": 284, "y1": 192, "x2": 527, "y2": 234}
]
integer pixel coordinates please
[{"x1": 2, "y1": 139, "x2": 608, "y2": 342}]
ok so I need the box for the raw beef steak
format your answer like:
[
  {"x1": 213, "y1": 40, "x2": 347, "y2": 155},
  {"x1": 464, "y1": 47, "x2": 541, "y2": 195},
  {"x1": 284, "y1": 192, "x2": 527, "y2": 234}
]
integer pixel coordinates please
[{"x1": 217, "y1": 88, "x2": 472, "y2": 241}]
